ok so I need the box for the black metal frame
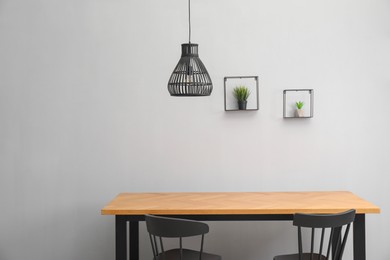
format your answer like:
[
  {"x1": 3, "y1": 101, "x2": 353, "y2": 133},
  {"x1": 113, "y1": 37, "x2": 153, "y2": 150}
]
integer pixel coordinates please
[
  {"x1": 283, "y1": 89, "x2": 314, "y2": 118},
  {"x1": 224, "y1": 76, "x2": 259, "y2": 111},
  {"x1": 114, "y1": 213, "x2": 367, "y2": 260}
]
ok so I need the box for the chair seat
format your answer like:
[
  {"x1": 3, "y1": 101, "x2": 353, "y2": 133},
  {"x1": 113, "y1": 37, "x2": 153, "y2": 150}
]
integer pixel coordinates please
[
  {"x1": 274, "y1": 253, "x2": 327, "y2": 260},
  {"x1": 156, "y1": 248, "x2": 221, "y2": 260}
]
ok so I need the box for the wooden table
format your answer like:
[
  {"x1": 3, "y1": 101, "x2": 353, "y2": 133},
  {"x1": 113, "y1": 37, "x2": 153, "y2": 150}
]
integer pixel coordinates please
[{"x1": 101, "y1": 191, "x2": 380, "y2": 260}]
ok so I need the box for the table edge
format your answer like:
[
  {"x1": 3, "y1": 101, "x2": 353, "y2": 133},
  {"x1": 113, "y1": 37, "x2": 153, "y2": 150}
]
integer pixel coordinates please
[{"x1": 101, "y1": 208, "x2": 381, "y2": 215}]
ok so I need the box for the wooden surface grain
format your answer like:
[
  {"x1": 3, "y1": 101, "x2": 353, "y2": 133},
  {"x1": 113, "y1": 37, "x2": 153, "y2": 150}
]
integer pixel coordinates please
[{"x1": 101, "y1": 191, "x2": 380, "y2": 215}]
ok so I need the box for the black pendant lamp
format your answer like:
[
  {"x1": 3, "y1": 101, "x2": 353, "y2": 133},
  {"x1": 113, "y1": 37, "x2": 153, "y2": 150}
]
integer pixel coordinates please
[{"x1": 167, "y1": 0, "x2": 213, "y2": 96}]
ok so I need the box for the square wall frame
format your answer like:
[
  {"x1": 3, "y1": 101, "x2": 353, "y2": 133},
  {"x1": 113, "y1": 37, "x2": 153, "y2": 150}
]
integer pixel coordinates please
[
  {"x1": 283, "y1": 89, "x2": 314, "y2": 118},
  {"x1": 224, "y1": 76, "x2": 259, "y2": 111}
]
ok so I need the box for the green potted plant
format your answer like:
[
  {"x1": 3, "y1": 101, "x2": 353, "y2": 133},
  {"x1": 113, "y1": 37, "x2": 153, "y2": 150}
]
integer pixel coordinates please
[
  {"x1": 233, "y1": 85, "x2": 251, "y2": 110},
  {"x1": 295, "y1": 101, "x2": 304, "y2": 117}
]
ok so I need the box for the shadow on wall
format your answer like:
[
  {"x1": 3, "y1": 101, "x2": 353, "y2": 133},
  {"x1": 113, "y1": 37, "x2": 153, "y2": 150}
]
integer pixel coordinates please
[
  {"x1": 209, "y1": 221, "x2": 297, "y2": 260},
  {"x1": 139, "y1": 221, "x2": 297, "y2": 260}
]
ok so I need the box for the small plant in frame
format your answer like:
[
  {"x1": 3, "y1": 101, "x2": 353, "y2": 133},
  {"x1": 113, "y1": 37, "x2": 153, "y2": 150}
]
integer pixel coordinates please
[
  {"x1": 296, "y1": 101, "x2": 304, "y2": 117},
  {"x1": 233, "y1": 86, "x2": 251, "y2": 101},
  {"x1": 296, "y1": 101, "x2": 304, "y2": 109},
  {"x1": 233, "y1": 86, "x2": 251, "y2": 110}
]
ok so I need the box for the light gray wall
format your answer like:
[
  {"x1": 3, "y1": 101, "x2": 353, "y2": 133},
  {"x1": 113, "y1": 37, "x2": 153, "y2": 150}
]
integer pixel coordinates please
[{"x1": 0, "y1": 0, "x2": 389, "y2": 259}]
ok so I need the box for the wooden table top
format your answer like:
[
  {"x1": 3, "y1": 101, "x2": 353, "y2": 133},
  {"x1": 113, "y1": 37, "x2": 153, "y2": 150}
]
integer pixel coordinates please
[{"x1": 101, "y1": 191, "x2": 380, "y2": 215}]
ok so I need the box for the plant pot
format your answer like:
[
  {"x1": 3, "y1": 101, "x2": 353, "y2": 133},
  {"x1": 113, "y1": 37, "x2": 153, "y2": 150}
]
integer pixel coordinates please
[
  {"x1": 238, "y1": 101, "x2": 247, "y2": 110},
  {"x1": 296, "y1": 109, "x2": 305, "y2": 117}
]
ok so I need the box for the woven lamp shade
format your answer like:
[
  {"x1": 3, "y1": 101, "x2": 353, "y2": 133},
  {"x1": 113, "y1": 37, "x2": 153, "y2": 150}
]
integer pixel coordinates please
[{"x1": 168, "y1": 43, "x2": 213, "y2": 96}]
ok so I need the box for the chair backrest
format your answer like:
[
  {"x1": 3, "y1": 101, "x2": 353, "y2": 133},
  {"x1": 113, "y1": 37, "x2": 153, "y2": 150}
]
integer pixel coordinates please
[
  {"x1": 293, "y1": 209, "x2": 356, "y2": 260},
  {"x1": 145, "y1": 215, "x2": 210, "y2": 260}
]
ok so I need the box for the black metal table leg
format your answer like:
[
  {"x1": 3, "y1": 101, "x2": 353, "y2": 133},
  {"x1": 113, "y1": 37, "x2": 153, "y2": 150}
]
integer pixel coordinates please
[
  {"x1": 353, "y1": 214, "x2": 366, "y2": 260},
  {"x1": 129, "y1": 221, "x2": 139, "y2": 260},
  {"x1": 116, "y1": 216, "x2": 127, "y2": 260}
]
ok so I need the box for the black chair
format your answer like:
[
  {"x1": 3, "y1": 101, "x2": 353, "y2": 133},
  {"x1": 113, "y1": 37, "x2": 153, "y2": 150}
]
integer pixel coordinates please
[
  {"x1": 274, "y1": 209, "x2": 356, "y2": 260},
  {"x1": 145, "y1": 215, "x2": 222, "y2": 260}
]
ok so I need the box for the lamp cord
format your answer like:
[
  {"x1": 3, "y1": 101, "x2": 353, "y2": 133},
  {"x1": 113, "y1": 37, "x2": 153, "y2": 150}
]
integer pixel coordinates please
[{"x1": 188, "y1": 0, "x2": 191, "y2": 44}]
